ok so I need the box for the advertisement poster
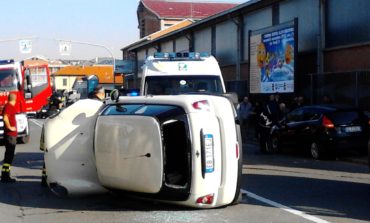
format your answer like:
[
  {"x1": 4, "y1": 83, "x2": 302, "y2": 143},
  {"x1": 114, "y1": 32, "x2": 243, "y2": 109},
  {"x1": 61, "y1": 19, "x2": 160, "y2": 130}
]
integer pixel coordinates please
[{"x1": 249, "y1": 22, "x2": 296, "y2": 94}]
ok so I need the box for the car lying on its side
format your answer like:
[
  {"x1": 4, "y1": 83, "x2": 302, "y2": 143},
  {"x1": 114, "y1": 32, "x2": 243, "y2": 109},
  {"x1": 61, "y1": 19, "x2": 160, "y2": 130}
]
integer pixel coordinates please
[
  {"x1": 41, "y1": 94, "x2": 242, "y2": 208},
  {"x1": 265, "y1": 104, "x2": 370, "y2": 159}
]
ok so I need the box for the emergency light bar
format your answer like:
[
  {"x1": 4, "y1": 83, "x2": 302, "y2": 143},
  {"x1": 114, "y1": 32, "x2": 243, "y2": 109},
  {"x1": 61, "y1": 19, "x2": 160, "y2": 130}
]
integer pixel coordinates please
[
  {"x1": 153, "y1": 52, "x2": 210, "y2": 60},
  {"x1": 0, "y1": 59, "x2": 15, "y2": 65}
]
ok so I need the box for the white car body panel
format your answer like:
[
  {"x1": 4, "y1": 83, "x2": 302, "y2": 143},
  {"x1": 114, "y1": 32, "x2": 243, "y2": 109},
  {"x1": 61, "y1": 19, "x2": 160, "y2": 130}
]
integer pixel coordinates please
[
  {"x1": 44, "y1": 99, "x2": 107, "y2": 196},
  {"x1": 43, "y1": 95, "x2": 241, "y2": 208},
  {"x1": 95, "y1": 116, "x2": 163, "y2": 193}
]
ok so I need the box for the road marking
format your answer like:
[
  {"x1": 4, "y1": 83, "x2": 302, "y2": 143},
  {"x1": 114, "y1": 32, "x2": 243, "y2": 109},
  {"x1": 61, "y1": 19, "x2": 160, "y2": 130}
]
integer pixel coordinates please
[
  {"x1": 30, "y1": 119, "x2": 43, "y2": 128},
  {"x1": 241, "y1": 189, "x2": 331, "y2": 223}
]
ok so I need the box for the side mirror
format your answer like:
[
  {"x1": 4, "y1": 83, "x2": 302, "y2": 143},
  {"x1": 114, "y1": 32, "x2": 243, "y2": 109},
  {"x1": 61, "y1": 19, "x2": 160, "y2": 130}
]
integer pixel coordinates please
[
  {"x1": 25, "y1": 92, "x2": 32, "y2": 99},
  {"x1": 222, "y1": 92, "x2": 238, "y2": 107},
  {"x1": 110, "y1": 89, "x2": 120, "y2": 102}
]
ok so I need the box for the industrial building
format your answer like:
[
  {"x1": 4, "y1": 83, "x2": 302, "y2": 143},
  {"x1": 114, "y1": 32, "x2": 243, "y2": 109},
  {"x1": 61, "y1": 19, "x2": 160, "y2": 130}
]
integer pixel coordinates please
[{"x1": 122, "y1": 0, "x2": 370, "y2": 110}]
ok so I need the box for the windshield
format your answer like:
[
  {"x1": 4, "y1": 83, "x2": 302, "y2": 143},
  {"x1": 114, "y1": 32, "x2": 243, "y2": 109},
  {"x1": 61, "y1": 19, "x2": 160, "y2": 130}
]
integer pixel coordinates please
[
  {"x1": 0, "y1": 68, "x2": 17, "y2": 91},
  {"x1": 145, "y1": 75, "x2": 224, "y2": 95}
]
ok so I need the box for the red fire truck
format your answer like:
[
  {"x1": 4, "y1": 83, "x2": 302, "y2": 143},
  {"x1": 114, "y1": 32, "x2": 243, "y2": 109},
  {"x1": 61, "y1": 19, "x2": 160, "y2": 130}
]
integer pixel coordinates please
[{"x1": 0, "y1": 59, "x2": 52, "y2": 143}]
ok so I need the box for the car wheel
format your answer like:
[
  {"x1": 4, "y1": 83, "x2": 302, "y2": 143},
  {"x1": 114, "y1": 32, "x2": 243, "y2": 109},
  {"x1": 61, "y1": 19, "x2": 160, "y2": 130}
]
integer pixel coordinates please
[
  {"x1": 18, "y1": 135, "x2": 30, "y2": 144},
  {"x1": 270, "y1": 135, "x2": 280, "y2": 153},
  {"x1": 368, "y1": 141, "x2": 370, "y2": 168},
  {"x1": 310, "y1": 141, "x2": 323, "y2": 160}
]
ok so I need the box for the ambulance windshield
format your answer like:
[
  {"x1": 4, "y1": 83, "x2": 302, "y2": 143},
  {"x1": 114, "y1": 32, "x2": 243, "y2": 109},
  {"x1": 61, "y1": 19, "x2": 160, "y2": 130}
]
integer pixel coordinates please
[
  {"x1": 0, "y1": 69, "x2": 17, "y2": 91},
  {"x1": 145, "y1": 75, "x2": 224, "y2": 95}
]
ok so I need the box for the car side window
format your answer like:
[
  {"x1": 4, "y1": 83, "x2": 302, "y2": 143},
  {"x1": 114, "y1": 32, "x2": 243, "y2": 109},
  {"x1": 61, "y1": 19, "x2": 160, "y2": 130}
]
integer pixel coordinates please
[
  {"x1": 286, "y1": 108, "x2": 304, "y2": 122},
  {"x1": 302, "y1": 109, "x2": 318, "y2": 121}
]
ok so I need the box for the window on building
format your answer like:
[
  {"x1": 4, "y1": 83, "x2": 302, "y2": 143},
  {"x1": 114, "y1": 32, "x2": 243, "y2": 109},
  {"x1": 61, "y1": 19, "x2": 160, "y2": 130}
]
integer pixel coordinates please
[{"x1": 63, "y1": 78, "x2": 67, "y2": 86}]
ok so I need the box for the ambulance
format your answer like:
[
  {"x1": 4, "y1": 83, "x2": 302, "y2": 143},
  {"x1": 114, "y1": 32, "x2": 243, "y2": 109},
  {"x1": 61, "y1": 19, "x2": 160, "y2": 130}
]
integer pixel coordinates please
[
  {"x1": 42, "y1": 52, "x2": 242, "y2": 208},
  {"x1": 140, "y1": 52, "x2": 227, "y2": 96}
]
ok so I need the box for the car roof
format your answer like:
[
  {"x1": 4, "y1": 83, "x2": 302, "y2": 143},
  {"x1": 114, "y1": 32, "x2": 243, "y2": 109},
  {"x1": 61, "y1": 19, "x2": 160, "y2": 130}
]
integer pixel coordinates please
[{"x1": 299, "y1": 104, "x2": 360, "y2": 112}]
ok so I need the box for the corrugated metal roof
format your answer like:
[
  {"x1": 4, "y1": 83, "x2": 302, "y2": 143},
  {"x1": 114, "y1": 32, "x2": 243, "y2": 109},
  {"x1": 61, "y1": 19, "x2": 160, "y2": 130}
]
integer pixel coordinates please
[{"x1": 141, "y1": 0, "x2": 239, "y2": 19}]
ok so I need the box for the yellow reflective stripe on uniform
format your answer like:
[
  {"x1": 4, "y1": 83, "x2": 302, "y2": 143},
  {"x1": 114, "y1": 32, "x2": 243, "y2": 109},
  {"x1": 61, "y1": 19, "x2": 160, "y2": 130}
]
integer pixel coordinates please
[{"x1": 3, "y1": 163, "x2": 10, "y2": 167}]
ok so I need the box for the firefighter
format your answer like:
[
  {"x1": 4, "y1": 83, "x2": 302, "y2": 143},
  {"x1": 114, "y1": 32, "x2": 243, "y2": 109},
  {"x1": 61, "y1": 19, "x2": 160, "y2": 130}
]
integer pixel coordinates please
[{"x1": 1, "y1": 93, "x2": 18, "y2": 183}]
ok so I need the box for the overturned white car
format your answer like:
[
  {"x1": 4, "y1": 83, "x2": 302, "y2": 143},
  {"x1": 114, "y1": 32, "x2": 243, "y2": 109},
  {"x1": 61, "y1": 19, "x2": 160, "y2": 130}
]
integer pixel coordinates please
[{"x1": 42, "y1": 94, "x2": 242, "y2": 208}]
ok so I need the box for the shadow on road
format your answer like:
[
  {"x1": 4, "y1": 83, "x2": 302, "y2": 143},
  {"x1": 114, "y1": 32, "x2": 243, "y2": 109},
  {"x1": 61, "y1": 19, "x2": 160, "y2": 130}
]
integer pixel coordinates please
[
  {"x1": 241, "y1": 173, "x2": 370, "y2": 222},
  {"x1": 0, "y1": 180, "x2": 199, "y2": 212}
]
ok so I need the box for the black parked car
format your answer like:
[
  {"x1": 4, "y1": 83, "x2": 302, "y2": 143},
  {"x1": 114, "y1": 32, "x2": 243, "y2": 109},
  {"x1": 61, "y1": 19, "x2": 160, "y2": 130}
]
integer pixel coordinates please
[{"x1": 265, "y1": 104, "x2": 370, "y2": 159}]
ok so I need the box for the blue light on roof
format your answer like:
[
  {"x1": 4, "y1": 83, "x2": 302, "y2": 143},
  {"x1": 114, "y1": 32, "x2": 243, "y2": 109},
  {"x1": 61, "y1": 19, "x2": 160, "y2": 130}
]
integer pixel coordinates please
[
  {"x1": 0, "y1": 59, "x2": 15, "y2": 65},
  {"x1": 152, "y1": 52, "x2": 210, "y2": 59}
]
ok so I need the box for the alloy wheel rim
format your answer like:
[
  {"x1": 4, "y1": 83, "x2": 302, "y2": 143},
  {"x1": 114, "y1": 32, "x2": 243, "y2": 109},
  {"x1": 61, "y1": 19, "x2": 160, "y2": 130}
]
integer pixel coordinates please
[{"x1": 311, "y1": 142, "x2": 319, "y2": 159}]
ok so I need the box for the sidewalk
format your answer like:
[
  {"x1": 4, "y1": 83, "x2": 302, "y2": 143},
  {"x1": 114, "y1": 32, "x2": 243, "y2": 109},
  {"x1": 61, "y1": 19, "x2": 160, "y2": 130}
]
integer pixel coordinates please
[{"x1": 245, "y1": 135, "x2": 369, "y2": 167}]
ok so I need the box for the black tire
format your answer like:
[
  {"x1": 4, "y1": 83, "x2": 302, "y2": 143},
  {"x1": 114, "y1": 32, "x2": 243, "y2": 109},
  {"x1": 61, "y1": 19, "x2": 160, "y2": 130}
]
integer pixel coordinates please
[
  {"x1": 367, "y1": 141, "x2": 370, "y2": 168},
  {"x1": 18, "y1": 135, "x2": 30, "y2": 144},
  {"x1": 270, "y1": 135, "x2": 280, "y2": 153},
  {"x1": 310, "y1": 141, "x2": 324, "y2": 160}
]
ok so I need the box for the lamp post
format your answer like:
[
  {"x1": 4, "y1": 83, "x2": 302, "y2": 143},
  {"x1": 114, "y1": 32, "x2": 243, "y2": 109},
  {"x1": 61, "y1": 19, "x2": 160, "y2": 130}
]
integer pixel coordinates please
[{"x1": 56, "y1": 39, "x2": 116, "y2": 88}]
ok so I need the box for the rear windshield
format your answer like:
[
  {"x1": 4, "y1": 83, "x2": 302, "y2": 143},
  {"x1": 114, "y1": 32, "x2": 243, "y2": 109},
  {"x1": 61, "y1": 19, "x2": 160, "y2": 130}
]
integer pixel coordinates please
[
  {"x1": 327, "y1": 111, "x2": 365, "y2": 125},
  {"x1": 145, "y1": 75, "x2": 223, "y2": 95}
]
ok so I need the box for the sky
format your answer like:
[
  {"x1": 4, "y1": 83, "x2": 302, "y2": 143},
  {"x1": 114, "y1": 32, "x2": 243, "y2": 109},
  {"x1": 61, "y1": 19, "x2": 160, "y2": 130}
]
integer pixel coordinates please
[{"x1": 0, "y1": 0, "x2": 246, "y2": 61}]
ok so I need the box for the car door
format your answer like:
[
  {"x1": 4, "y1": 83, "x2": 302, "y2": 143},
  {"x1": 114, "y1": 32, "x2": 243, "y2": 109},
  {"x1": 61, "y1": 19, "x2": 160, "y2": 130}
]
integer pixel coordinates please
[
  {"x1": 279, "y1": 108, "x2": 305, "y2": 146},
  {"x1": 298, "y1": 108, "x2": 321, "y2": 144}
]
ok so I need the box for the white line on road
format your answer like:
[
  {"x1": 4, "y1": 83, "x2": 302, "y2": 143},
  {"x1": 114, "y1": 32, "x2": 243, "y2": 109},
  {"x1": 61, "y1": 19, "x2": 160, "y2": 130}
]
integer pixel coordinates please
[
  {"x1": 30, "y1": 119, "x2": 43, "y2": 128},
  {"x1": 241, "y1": 189, "x2": 331, "y2": 223}
]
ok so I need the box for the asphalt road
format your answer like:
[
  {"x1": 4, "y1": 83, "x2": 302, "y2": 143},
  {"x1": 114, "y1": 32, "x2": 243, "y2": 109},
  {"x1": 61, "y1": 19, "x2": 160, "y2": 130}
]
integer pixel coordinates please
[{"x1": 0, "y1": 119, "x2": 369, "y2": 223}]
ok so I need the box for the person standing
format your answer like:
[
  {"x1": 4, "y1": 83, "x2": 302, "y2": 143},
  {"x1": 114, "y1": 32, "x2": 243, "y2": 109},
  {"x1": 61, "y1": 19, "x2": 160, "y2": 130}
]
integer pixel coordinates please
[
  {"x1": 1, "y1": 93, "x2": 18, "y2": 183},
  {"x1": 89, "y1": 85, "x2": 105, "y2": 101},
  {"x1": 237, "y1": 96, "x2": 253, "y2": 141}
]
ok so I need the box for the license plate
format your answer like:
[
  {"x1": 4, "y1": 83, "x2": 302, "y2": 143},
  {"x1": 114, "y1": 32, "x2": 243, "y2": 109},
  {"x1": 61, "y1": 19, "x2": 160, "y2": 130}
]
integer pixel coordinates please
[
  {"x1": 204, "y1": 134, "x2": 214, "y2": 173},
  {"x1": 344, "y1": 126, "x2": 362, "y2": 133}
]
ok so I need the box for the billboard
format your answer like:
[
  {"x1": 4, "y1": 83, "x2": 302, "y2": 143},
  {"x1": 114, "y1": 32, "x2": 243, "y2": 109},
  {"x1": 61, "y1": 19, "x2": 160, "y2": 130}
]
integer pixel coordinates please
[{"x1": 249, "y1": 20, "x2": 297, "y2": 94}]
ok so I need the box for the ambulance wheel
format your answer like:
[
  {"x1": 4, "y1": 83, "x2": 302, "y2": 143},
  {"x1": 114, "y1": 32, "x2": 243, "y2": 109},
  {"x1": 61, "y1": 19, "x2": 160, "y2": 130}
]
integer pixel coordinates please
[{"x1": 18, "y1": 135, "x2": 30, "y2": 144}]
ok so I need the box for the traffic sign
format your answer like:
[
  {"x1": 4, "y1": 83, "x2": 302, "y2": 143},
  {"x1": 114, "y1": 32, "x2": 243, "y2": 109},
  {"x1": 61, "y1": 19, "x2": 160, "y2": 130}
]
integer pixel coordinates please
[
  {"x1": 19, "y1": 39, "x2": 32, "y2": 54},
  {"x1": 59, "y1": 41, "x2": 72, "y2": 56}
]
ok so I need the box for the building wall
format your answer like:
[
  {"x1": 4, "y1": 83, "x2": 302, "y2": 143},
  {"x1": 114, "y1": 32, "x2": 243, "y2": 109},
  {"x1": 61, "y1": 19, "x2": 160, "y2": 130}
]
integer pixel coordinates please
[
  {"x1": 161, "y1": 19, "x2": 183, "y2": 30},
  {"x1": 326, "y1": 0, "x2": 370, "y2": 48},
  {"x1": 161, "y1": 40, "x2": 173, "y2": 52},
  {"x1": 147, "y1": 47, "x2": 157, "y2": 57},
  {"x1": 54, "y1": 76, "x2": 77, "y2": 92},
  {"x1": 194, "y1": 28, "x2": 212, "y2": 53},
  {"x1": 139, "y1": 8, "x2": 161, "y2": 38},
  {"x1": 215, "y1": 20, "x2": 237, "y2": 66},
  {"x1": 243, "y1": 7, "x2": 272, "y2": 61},
  {"x1": 325, "y1": 44, "x2": 370, "y2": 72},
  {"x1": 175, "y1": 36, "x2": 189, "y2": 52},
  {"x1": 279, "y1": 0, "x2": 319, "y2": 52},
  {"x1": 137, "y1": 49, "x2": 146, "y2": 78}
]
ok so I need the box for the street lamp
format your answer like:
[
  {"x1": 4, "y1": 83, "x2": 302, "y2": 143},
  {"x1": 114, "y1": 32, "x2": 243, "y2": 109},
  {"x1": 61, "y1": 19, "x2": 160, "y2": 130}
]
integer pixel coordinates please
[{"x1": 56, "y1": 39, "x2": 116, "y2": 88}]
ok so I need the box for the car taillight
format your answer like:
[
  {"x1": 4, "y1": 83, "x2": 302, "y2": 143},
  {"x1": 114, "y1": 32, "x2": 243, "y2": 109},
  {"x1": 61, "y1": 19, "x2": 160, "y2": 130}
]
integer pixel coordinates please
[
  {"x1": 196, "y1": 194, "x2": 214, "y2": 204},
  {"x1": 322, "y1": 115, "x2": 334, "y2": 128},
  {"x1": 192, "y1": 100, "x2": 210, "y2": 111},
  {"x1": 236, "y1": 143, "x2": 239, "y2": 159}
]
